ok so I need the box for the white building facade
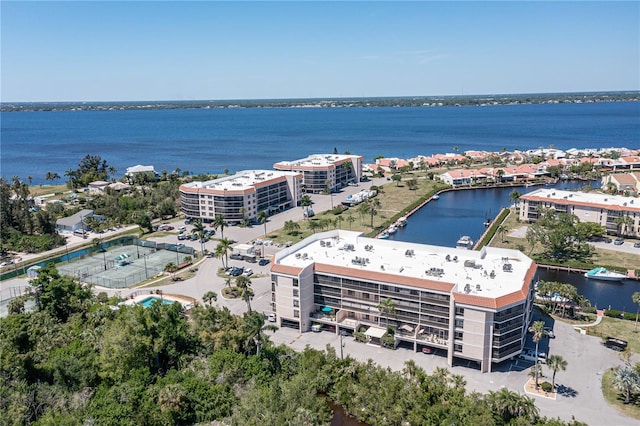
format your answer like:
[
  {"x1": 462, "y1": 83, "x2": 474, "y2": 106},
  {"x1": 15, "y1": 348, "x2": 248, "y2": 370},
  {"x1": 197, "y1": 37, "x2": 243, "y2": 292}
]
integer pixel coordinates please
[
  {"x1": 274, "y1": 154, "x2": 363, "y2": 193},
  {"x1": 270, "y1": 230, "x2": 537, "y2": 372},
  {"x1": 180, "y1": 170, "x2": 303, "y2": 223}
]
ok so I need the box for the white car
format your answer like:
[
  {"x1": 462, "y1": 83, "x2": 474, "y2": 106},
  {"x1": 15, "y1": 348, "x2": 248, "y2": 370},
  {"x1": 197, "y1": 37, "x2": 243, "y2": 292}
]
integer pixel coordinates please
[
  {"x1": 267, "y1": 313, "x2": 277, "y2": 322},
  {"x1": 242, "y1": 268, "x2": 253, "y2": 277}
]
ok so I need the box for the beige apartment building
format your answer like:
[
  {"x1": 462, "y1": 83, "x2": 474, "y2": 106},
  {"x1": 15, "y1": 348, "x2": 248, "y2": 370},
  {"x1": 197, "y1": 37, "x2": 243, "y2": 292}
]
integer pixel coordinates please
[
  {"x1": 274, "y1": 154, "x2": 363, "y2": 194},
  {"x1": 270, "y1": 230, "x2": 537, "y2": 372},
  {"x1": 519, "y1": 188, "x2": 640, "y2": 237},
  {"x1": 179, "y1": 170, "x2": 302, "y2": 223}
]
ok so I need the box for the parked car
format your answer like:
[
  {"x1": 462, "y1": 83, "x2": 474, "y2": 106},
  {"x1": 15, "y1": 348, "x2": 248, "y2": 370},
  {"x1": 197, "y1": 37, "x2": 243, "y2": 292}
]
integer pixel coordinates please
[
  {"x1": 543, "y1": 327, "x2": 555, "y2": 339},
  {"x1": 268, "y1": 313, "x2": 277, "y2": 323},
  {"x1": 605, "y1": 336, "x2": 628, "y2": 351},
  {"x1": 178, "y1": 226, "x2": 187, "y2": 232},
  {"x1": 614, "y1": 237, "x2": 624, "y2": 245},
  {"x1": 634, "y1": 242, "x2": 640, "y2": 248},
  {"x1": 177, "y1": 234, "x2": 187, "y2": 240},
  {"x1": 258, "y1": 258, "x2": 270, "y2": 266},
  {"x1": 230, "y1": 253, "x2": 243, "y2": 260},
  {"x1": 189, "y1": 234, "x2": 198, "y2": 241},
  {"x1": 603, "y1": 237, "x2": 612, "y2": 243},
  {"x1": 231, "y1": 267, "x2": 244, "y2": 276},
  {"x1": 242, "y1": 268, "x2": 253, "y2": 277}
]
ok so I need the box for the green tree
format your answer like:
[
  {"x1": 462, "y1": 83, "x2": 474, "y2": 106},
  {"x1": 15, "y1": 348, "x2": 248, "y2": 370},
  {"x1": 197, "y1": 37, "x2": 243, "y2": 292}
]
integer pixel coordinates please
[
  {"x1": 164, "y1": 262, "x2": 177, "y2": 280},
  {"x1": 192, "y1": 219, "x2": 206, "y2": 255},
  {"x1": 346, "y1": 215, "x2": 355, "y2": 230},
  {"x1": 308, "y1": 220, "x2": 321, "y2": 234},
  {"x1": 546, "y1": 354, "x2": 567, "y2": 388},
  {"x1": 235, "y1": 275, "x2": 254, "y2": 313},
  {"x1": 215, "y1": 238, "x2": 234, "y2": 269},
  {"x1": 242, "y1": 311, "x2": 278, "y2": 355},
  {"x1": 257, "y1": 211, "x2": 268, "y2": 237},
  {"x1": 32, "y1": 263, "x2": 92, "y2": 322},
  {"x1": 486, "y1": 387, "x2": 539, "y2": 424},
  {"x1": 612, "y1": 365, "x2": 640, "y2": 404},
  {"x1": 497, "y1": 224, "x2": 508, "y2": 243},
  {"x1": 528, "y1": 321, "x2": 545, "y2": 388},
  {"x1": 283, "y1": 220, "x2": 300, "y2": 235},
  {"x1": 614, "y1": 215, "x2": 633, "y2": 237},
  {"x1": 406, "y1": 178, "x2": 418, "y2": 190},
  {"x1": 213, "y1": 214, "x2": 227, "y2": 239},
  {"x1": 509, "y1": 189, "x2": 522, "y2": 205},
  {"x1": 377, "y1": 297, "x2": 396, "y2": 328},
  {"x1": 391, "y1": 174, "x2": 402, "y2": 186},
  {"x1": 203, "y1": 291, "x2": 217, "y2": 306},
  {"x1": 633, "y1": 292, "x2": 640, "y2": 333},
  {"x1": 368, "y1": 198, "x2": 381, "y2": 227}
]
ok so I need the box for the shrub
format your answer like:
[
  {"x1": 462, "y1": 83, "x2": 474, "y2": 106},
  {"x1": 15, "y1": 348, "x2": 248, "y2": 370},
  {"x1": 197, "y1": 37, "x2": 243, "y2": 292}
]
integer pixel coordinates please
[
  {"x1": 541, "y1": 381, "x2": 553, "y2": 392},
  {"x1": 622, "y1": 312, "x2": 637, "y2": 321},
  {"x1": 583, "y1": 306, "x2": 597, "y2": 314},
  {"x1": 354, "y1": 331, "x2": 367, "y2": 343},
  {"x1": 604, "y1": 309, "x2": 622, "y2": 318},
  {"x1": 381, "y1": 333, "x2": 395, "y2": 348}
]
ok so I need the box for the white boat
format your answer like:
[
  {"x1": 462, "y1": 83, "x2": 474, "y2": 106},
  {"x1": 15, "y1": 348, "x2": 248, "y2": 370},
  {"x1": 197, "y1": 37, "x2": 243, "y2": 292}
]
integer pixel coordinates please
[
  {"x1": 584, "y1": 267, "x2": 627, "y2": 282},
  {"x1": 378, "y1": 231, "x2": 390, "y2": 239},
  {"x1": 387, "y1": 225, "x2": 398, "y2": 235},
  {"x1": 432, "y1": 194, "x2": 440, "y2": 200},
  {"x1": 395, "y1": 217, "x2": 408, "y2": 227},
  {"x1": 456, "y1": 236, "x2": 474, "y2": 250}
]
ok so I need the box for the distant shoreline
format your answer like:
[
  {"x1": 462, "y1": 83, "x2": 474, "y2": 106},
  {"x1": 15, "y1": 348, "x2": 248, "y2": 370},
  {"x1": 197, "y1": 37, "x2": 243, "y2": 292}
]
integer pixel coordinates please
[{"x1": 2, "y1": 91, "x2": 639, "y2": 113}]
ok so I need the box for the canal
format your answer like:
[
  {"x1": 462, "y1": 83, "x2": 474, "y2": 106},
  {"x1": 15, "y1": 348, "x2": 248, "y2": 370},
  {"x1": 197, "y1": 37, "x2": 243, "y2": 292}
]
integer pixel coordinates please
[{"x1": 391, "y1": 181, "x2": 640, "y2": 311}]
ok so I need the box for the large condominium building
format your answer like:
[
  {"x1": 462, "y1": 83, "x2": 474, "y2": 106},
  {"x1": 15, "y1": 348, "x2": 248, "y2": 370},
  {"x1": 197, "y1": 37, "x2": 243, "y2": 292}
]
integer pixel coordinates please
[
  {"x1": 274, "y1": 154, "x2": 363, "y2": 194},
  {"x1": 270, "y1": 230, "x2": 536, "y2": 372},
  {"x1": 179, "y1": 170, "x2": 302, "y2": 223},
  {"x1": 519, "y1": 189, "x2": 640, "y2": 237}
]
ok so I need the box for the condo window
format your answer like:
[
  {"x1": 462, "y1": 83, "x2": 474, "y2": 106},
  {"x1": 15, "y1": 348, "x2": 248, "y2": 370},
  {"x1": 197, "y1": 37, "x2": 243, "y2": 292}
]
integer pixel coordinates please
[
  {"x1": 454, "y1": 331, "x2": 463, "y2": 340},
  {"x1": 294, "y1": 310, "x2": 300, "y2": 318},
  {"x1": 293, "y1": 300, "x2": 299, "y2": 308},
  {"x1": 455, "y1": 307, "x2": 464, "y2": 316},
  {"x1": 293, "y1": 279, "x2": 299, "y2": 287},
  {"x1": 293, "y1": 289, "x2": 299, "y2": 297},
  {"x1": 454, "y1": 344, "x2": 463, "y2": 353},
  {"x1": 455, "y1": 319, "x2": 464, "y2": 328}
]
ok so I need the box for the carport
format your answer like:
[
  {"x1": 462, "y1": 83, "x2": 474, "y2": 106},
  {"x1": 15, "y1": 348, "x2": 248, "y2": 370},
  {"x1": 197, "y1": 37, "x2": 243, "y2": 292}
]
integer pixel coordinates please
[{"x1": 364, "y1": 326, "x2": 386, "y2": 346}]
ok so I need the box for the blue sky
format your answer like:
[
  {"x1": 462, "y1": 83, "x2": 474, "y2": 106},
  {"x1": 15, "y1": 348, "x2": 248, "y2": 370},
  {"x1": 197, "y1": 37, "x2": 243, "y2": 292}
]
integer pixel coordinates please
[{"x1": 2, "y1": 1, "x2": 638, "y2": 102}]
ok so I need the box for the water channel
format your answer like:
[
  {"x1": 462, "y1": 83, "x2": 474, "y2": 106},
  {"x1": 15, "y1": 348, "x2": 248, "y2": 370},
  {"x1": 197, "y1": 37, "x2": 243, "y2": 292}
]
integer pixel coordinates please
[{"x1": 390, "y1": 181, "x2": 640, "y2": 311}]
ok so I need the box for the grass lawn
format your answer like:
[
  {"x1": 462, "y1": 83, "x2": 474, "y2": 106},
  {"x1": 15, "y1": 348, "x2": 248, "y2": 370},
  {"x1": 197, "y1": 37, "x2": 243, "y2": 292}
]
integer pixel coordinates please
[
  {"x1": 589, "y1": 316, "x2": 640, "y2": 354},
  {"x1": 28, "y1": 183, "x2": 69, "y2": 197},
  {"x1": 601, "y1": 368, "x2": 640, "y2": 420},
  {"x1": 266, "y1": 175, "x2": 448, "y2": 245},
  {"x1": 488, "y1": 208, "x2": 640, "y2": 272}
]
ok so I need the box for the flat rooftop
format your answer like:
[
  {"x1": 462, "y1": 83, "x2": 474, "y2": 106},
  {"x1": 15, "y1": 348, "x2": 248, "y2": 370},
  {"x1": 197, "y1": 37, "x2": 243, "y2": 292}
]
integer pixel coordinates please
[
  {"x1": 275, "y1": 154, "x2": 357, "y2": 168},
  {"x1": 522, "y1": 188, "x2": 639, "y2": 210},
  {"x1": 182, "y1": 170, "x2": 296, "y2": 191},
  {"x1": 275, "y1": 230, "x2": 534, "y2": 299}
]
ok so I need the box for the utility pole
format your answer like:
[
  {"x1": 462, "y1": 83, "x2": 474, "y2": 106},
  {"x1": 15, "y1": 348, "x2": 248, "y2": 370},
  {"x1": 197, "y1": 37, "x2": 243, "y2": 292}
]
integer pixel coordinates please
[{"x1": 339, "y1": 330, "x2": 346, "y2": 359}]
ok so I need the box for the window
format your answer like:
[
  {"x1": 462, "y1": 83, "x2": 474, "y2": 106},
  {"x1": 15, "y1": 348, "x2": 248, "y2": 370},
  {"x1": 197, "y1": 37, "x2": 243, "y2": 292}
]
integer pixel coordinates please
[
  {"x1": 454, "y1": 344, "x2": 463, "y2": 353},
  {"x1": 293, "y1": 289, "x2": 299, "y2": 297},
  {"x1": 294, "y1": 310, "x2": 300, "y2": 318},
  {"x1": 455, "y1": 319, "x2": 464, "y2": 328},
  {"x1": 454, "y1": 331, "x2": 463, "y2": 340},
  {"x1": 293, "y1": 279, "x2": 299, "y2": 287},
  {"x1": 271, "y1": 293, "x2": 276, "y2": 302},
  {"x1": 271, "y1": 283, "x2": 276, "y2": 292},
  {"x1": 293, "y1": 300, "x2": 299, "y2": 308},
  {"x1": 455, "y1": 307, "x2": 464, "y2": 316}
]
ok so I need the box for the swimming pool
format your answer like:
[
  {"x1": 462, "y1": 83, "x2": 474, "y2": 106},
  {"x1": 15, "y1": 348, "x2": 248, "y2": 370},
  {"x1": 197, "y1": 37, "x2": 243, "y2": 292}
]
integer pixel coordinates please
[{"x1": 138, "y1": 296, "x2": 176, "y2": 308}]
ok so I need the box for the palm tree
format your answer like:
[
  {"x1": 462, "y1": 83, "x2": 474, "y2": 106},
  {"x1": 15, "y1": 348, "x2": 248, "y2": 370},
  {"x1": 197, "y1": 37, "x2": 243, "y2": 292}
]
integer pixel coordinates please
[
  {"x1": 257, "y1": 211, "x2": 268, "y2": 237},
  {"x1": 336, "y1": 215, "x2": 343, "y2": 229},
  {"x1": 632, "y1": 292, "x2": 640, "y2": 333},
  {"x1": 546, "y1": 354, "x2": 567, "y2": 388},
  {"x1": 283, "y1": 220, "x2": 300, "y2": 235},
  {"x1": 357, "y1": 202, "x2": 369, "y2": 226},
  {"x1": 346, "y1": 215, "x2": 355, "y2": 230},
  {"x1": 236, "y1": 275, "x2": 254, "y2": 313},
  {"x1": 612, "y1": 365, "x2": 640, "y2": 404},
  {"x1": 308, "y1": 220, "x2": 321, "y2": 234},
  {"x1": 192, "y1": 219, "x2": 206, "y2": 255},
  {"x1": 377, "y1": 297, "x2": 396, "y2": 328},
  {"x1": 509, "y1": 189, "x2": 522, "y2": 206},
  {"x1": 215, "y1": 238, "x2": 233, "y2": 269},
  {"x1": 243, "y1": 311, "x2": 278, "y2": 355},
  {"x1": 301, "y1": 195, "x2": 312, "y2": 219},
  {"x1": 203, "y1": 291, "x2": 217, "y2": 306},
  {"x1": 213, "y1": 214, "x2": 227, "y2": 239},
  {"x1": 528, "y1": 321, "x2": 545, "y2": 388},
  {"x1": 614, "y1": 215, "x2": 633, "y2": 237},
  {"x1": 497, "y1": 224, "x2": 508, "y2": 243},
  {"x1": 486, "y1": 388, "x2": 539, "y2": 423},
  {"x1": 368, "y1": 198, "x2": 381, "y2": 227},
  {"x1": 164, "y1": 262, "x2": 177, "y2": 280}
]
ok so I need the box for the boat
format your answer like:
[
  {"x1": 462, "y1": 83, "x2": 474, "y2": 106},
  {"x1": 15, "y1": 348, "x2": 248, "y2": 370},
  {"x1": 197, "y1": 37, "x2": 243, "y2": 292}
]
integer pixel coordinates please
[
  {"x1": 455, "y1": 236, "x2": 474, "y2": 250},
  {"x1": 387, "y1": 225, "x2": 398, "y2": 235},
  {"x1": 432, "y1": 194, "x2": 440, "y2": 200},
  {"x1": 378, "y1": 231, "x2": 390, "y2": 239},
  {"x1": 395, "y1": 217, "x2": 407, "y2": 227},
  {"x1": 483, "y1": 219, "x2": 492, "y2": 227},
  {"x1": 584, "y1": 267, "x2": 627, "y2": 282}
]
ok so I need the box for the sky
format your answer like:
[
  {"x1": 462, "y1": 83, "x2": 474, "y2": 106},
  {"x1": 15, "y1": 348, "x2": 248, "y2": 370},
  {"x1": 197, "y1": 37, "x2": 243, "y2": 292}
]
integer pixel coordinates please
[{"x1": 1, "y1": 1, "x2": 639, "y2": 102}]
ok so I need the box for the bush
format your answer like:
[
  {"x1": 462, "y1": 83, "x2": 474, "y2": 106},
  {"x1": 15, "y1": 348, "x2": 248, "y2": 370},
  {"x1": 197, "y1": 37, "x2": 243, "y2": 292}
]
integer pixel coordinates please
[
  {"x1": 354, "y1": 331, "x2": 367, "y2": 343},
  {"x1": 605, "y1": 309, "x2": 622, "y2": 318},
  {"x1": 583, "y1": 306, "x2": 597, "y2": 314},
  {"x1": 623, "y1": 312, "x2": 638, "y2": 321},
  {"x1": 541, "y1": 381, "x2": 553, "y2": 392}
]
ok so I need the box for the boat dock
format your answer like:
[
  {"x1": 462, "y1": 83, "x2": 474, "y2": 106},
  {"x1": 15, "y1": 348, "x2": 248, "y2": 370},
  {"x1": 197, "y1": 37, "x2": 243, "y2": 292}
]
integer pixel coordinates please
[{"x1": 537, "y1": 264, "x2": 640, "y2": 281}]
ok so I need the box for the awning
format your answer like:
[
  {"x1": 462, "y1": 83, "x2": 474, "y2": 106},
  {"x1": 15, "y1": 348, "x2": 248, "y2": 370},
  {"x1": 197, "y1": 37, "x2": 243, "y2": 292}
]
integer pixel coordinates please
[{"x1": 365, "y1": 326, "x2": 386, "y2": 339}]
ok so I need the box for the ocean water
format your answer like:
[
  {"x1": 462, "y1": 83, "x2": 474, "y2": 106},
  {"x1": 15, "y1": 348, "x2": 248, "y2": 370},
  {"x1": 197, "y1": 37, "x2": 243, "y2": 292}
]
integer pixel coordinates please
[{"x1": 1, "y1": 101, "x2": 639, "y2": 184}]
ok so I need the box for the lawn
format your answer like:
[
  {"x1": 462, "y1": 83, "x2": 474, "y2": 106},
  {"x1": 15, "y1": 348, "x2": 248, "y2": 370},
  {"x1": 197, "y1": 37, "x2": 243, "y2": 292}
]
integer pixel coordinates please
[
  {"x1": 589, "y1": 316, "x2": 640, "y2": 354},
  {"x1": 601, "y1": 368, "x2": 640, "y2": 420}
]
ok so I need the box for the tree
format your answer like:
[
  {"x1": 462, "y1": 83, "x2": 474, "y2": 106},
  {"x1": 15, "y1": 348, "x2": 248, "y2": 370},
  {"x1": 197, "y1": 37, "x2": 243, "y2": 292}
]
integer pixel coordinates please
[
  {"x1": 377, "y1": 297, "x2": 396, "y2": 328},
  {"x1": 612, "y1": 365, "x2": 640, "y2": 404},
  {"x1": 32, "y1": 263, "x2": 92, "y2": 322},
  {"x1": 346, "y1": 215, "x2": 355, "y2": 230},
  {"x1": 633, "y1": 292, "x2": 640, "y2": 333},
  {"x1": 213, "y1": 214, "x2": 227, "y2": 239},
  {"x1": 164, "y1": 262, "x2": 178, "y2": 280},
  {"x1": 301, "y1": 195, "x2": 312, "y2": 219},
  {"x1": 215, "y1": 238, "x2": 233, "y2": 269},
  {"x1": 243, "y1": 311, "x2": 277, "y2": 355},
  {"x1": 235, "y1": 275, "x2": 254, "y2": 313},
  {"x1": 368, "y1": 198, "x2": 381, "y2": 227},
  {"x1": 283, "y1": 220, "x2": 300, "y2": 235},
  {"x1": 546, "y1": 354, "x2": 567, "y2": 388},
  {"x1": 391, "y1": 174, "x2": 402, "y2": 187},
  {"x1": 203, "y1": 291, "x2": 217, "y2": 306},
  {"x1": 509, "y1": 190, "x2": 522, "y2": 205},
  {"x1": 357, "y1": 202, "x2": 369, "y2": 226},
  {"x1": 486, "y1": 388, "x2": 539, "y2": 423},
  {"x1": 528, "y1": 321, "x2": 545, "y2": 388},
  {"x1": 497, "y1": 224, "x2": 508, "y2": 243},
  {"x1": 407, "y1": 178, "x2": 418, "y2": 191},
  {"x1": 614, "y1": 215, "x2": 633, "y2": 237},
  {"x1": 192, "y1": 219, "x2": 206, "y2": 255},
  {"x1": 257, "y1": 211, "x2": 268, "y2": 237},
  {"x1": 308, "y1": 220, "x2": 321, "y2": 234}
]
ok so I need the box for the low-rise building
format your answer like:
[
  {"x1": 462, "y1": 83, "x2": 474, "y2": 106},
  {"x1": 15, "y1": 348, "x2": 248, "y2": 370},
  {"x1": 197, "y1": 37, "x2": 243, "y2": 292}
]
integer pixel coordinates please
[
  {"x1": 519, "y1": 188, "x2": 640, "y2": 237},
  {"x1": 270, "y1": 230, "x2": 536, "y2": 372},
  {"x1": 179, "y1": 170, "x2": 302, "y2": 223},
  {"x1": 274, "y1": 154, "x2": 362, "y2": 193},
  {"x1": 55, "y1": 209, "x2": 98, "y2": 234}
]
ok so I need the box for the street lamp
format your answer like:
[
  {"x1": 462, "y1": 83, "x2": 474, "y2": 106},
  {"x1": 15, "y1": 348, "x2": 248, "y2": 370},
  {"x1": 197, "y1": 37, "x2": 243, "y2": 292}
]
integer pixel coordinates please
[{"x1": 339, "y1": 330, "x2": 346, "y2": 359}]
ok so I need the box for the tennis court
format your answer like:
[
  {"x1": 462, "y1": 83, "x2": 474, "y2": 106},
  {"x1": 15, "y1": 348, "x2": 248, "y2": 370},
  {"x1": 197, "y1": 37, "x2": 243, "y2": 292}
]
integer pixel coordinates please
[{"x1": 57, "y1": 240, "x2": 195, "y2": 289}]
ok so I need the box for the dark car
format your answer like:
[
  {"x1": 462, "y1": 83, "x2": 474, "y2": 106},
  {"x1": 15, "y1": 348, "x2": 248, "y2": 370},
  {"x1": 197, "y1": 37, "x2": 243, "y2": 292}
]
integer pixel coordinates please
[
  {"x1": 189, "y1": 234, "x2": 198, "y2": 241},
  {"x1": 231, "y1": 267, "x2": 244, "y2": 276},
  {"x1": 258, "y1": 258, "x2": 270, "y2": 266},
  {"x1": 634, "y1": 242, "x2": 640, "y2": 248}
]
